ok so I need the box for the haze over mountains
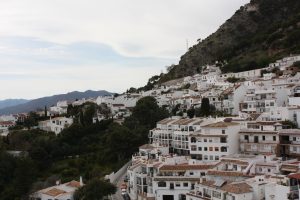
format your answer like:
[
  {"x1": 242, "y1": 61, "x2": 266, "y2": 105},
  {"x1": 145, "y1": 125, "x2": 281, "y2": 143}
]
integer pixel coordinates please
[
  {"x1": 0, "y1": 90, "x2": 113, "y2": 115},
  {"x1": 0, "y1": 99, "x2": 29, "y2": 109}
]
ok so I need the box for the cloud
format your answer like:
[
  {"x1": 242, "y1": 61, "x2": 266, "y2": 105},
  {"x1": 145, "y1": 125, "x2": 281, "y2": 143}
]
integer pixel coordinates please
[
  {"x1": 0, "y1": 0, "x2": 249, "y2": 58},
  {"x1": 0, "y1": 0, "x2": 250, "y2": 99}
]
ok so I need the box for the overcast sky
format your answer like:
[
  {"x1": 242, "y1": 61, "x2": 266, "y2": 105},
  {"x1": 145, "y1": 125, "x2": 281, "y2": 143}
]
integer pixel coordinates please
[{"x1": 0, "y1": 0, "x2": 249, "y2": 100}]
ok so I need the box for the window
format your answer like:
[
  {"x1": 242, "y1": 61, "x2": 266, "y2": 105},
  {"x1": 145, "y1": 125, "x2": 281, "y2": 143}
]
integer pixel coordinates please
[
  {"x1": 262, "y1": 136, "x2": 265, "y2": 141},
  {"x1": 210, "y1": 155, "x2": 213, "y2": 160},
  {"x1": 198, "y1": 147, "x2": 202, "y2": 151},
  {"x1": 189, "y1": 172, "x2": 194, "y2": 175},
  {"x1": 215, "y1": 156, "x2": 219, "y2": 160},
  {"x1": 204, "y1": 155, "x2": 208, "y2": 160},
  {"x1": 293, "y1": 146, "x2": 297, "y2": 152},
  {"x1": 176, "y1": 183, "x2": 180, "y2": 187},
  {"x1": 222, "y1": 130, "x2": 226, "y2": 134},
  {"x1": 221, "y1": 147, "x2": 227, "y2": 152},
  {"x1": 293, "y1": 137, "x2": 297, "y2": 141},
  {"x1": 204, "y1": 139, "x2": 207, "y2": 142},
  {"x1": 212, "y1": 191, "x2": 221, "y2": 199},
  {"x1": 220, "y1": 137, "x2": 227, "y2": 143},
  {"x1": 268, "y1": 169, "x2": 271, "y2": 172},
  {"x1": 191, "y1": 145, "x2": 197, "y2": 151},
  {"x1": 244, "y1": 135, "x2": 249, "y2": 140},
  {"x1": 204, "y1": 147, "x2": 208, "y2": 151},
  {"x1": 191, "y1": 137, "x2": 196, "y2": 143},
  {"x1": 209, "y1": 147, "x2": 213, "y2": 151},
  {"x1": 273, "y1": 136, "x2": 276, "y2": 141},
  {"x1": 215, "y1": 147, "x2": 219, "y2": 151},
  {"x1": 183, "y1": 182, "x2": 188, "y2": 187},
  {"x1": 158, "y1": 181, "x2": 166, "y2": 187}
]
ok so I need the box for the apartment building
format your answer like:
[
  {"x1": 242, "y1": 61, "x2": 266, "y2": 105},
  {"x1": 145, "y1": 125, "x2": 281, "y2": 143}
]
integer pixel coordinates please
[
  {"x1": 239, "y1": 121, "x2": 282, "y2": 155},
  {"x1": 189, "y1": 120, "x2": 242, "y2": 162}
]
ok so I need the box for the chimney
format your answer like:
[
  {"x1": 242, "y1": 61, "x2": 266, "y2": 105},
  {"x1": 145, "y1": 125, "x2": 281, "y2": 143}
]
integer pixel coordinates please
[{"x1": 80, "y1": 176, "x2": 83, "y2": 186}]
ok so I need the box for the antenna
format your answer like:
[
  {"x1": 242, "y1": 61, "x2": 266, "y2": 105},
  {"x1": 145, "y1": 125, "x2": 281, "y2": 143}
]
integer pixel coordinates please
[{"x1": 186, "y1": 39, "x2": 189, "y2": 51}]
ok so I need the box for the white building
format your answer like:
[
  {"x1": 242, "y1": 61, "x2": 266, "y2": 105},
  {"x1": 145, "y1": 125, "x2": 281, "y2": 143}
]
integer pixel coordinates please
[
  {"x1": 30, "y1": 179, "x2": 83, "y2": 200},
  {"x1": 189, "y1": 121, "x2": 242, "y2": 162},
  {"x1": 38, "y1": 117, "x2": 73, "y2": 135}
]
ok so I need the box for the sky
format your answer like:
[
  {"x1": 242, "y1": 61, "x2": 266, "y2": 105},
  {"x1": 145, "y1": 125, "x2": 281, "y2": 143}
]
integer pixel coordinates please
[{"x1": 0, "y1": 0, "x2": 249, "y2": 100}]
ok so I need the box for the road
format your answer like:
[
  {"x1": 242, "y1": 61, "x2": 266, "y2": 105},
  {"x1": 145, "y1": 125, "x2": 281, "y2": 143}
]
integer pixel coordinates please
[{"x1": 111, "y1": 170, "x2": 129, "y2": 200}]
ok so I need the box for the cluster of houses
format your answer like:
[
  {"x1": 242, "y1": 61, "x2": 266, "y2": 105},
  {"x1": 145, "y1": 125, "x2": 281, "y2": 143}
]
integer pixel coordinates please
[
  {"x1": 124, "y1": 55, "x2": 300, "y2": 200},
  {"x1": 127, "y1": 116, "x2": 300, "y2": 200},
  {"x1": 1, "y1": 54, "x2": 300, "y2": 199}
]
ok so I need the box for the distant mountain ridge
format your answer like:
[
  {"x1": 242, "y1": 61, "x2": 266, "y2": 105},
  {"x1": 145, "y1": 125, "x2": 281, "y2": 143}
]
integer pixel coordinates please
[
  {"x1": 0, "y1": 99, "x2": 29, "y2": 109},
  {"x1": 160, "y1": 0, "x2": 300, "y2": 82},
  {"x1": 0, "y1": 90, "x2": 113, "y2": 115}
]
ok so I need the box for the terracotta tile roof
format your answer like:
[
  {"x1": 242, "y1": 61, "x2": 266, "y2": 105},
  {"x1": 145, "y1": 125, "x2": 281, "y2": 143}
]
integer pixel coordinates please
[
  {"x1": 200, "y1": 180, "x2": 252, "y2": 194},
  {"x1": 288, "y1": 173, "x2": 300, "y2": 180},
  {"x1": 66, "y1": 180, "x2": 81, "y2": 188},
  {"x1": 279, "y1": 129, "x2": 300, "y2": 136},
  {"x1": 189, "y1": 133, "x2": 228, "y2": 137},
  {"x1": 43, "y1": 188, "x2": 66, "y2": 197},
  {"x1": 207, "y1": 170, "x2": 253, "y2": 177},
  {"x1": 239, "y1": 130, "x2": 278, "y2": 135},
  {"x1": 157, "y1": 118, "x2": 176, "y2": 125},
  {"x1": 0, "y1": 121, "x2": 15, "y2": 126},
  {"x1": 159, "y1": 164, "x2": 215, "y2": 171},
  {"x1": 222, "y1": 182, "x2": 252, "y2": 194},
  {"x1": 153, "y1": 177, "x2": 200, "y2": 182},
  {"x1": 202, "y1": 122, "x2": 239, "y2": 128}
]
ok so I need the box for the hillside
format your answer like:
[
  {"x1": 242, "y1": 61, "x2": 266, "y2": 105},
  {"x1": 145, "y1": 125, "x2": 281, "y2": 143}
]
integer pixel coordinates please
[
  {"x1": 0, "y1": 90, "x2": 113, "y2": 115},
  {"x1": 160, "y1": 0, "x2": 300, "y2": 82},
  {"x1": 0, "y1": 99, "x2": 29, "y2": 109}
]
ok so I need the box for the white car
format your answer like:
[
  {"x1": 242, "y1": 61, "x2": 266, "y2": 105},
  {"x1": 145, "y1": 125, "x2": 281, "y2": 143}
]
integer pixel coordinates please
[{"x1": 121, "y1": 188, "x2": 127, "y2": 195}]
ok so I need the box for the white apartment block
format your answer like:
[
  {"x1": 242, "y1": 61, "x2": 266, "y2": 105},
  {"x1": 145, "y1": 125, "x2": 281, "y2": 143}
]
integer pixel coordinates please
[{"x1": 189, "y1": 121, "x2": 242, "y2": 162}]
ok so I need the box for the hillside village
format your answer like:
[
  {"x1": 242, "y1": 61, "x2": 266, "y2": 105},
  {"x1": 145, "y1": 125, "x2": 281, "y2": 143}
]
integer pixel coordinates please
[{"x1": 1, "y1": 55, "x2": 300, "y2": 199}]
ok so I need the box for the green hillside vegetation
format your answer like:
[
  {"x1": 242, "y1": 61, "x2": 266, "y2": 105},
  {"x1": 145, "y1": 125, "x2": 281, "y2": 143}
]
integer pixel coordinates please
[
  {"x1": 0, "y1": 96, "x2": 169, "y2": 200},
  {"x1": 160, "y1": 0, "x2": 300, "y2": 82}
]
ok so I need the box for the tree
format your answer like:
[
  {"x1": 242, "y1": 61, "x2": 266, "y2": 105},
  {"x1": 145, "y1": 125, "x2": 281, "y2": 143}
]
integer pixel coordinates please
[
  {"x1": 171, "y1": 104, "x2": 181, "y2": 116},
  {"x1": 73, "y1": 179, "x2": 116, "y2": 200},
  {"x1": 201, "y1": 98, "x2": 211, "y2": 117},
  {"x1": 187, "y1": 108, "x2": 195, "y2": 118},
  {"x1": 130, "y1": 96, "x2": 169, "y2": 128}
]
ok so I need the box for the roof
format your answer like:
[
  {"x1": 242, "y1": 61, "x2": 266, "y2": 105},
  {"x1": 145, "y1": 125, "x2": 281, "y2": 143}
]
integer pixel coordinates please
[
  {"x1": 66, "y1": 180, "x2": 81, "y2": 188},
  {"x1": 202, "y1": 122, "x2": 239, "y2": 128},
  {"x1": 200, "y1": 180, "x2": 252, "y2": 194},
  {"x1": 159, "y1": 164, "x2": 215, "y2": 171},
  {"x1": 220, "y1": 159, "x2": 249, "y2": 166},
  {"x1": 279, "y1": 129, "x2": 300, "y2": 136},
  {"x1": 157, "y1": 118, "x2": 177, "y2": 125},
  {"x1": 0, "y1": 121, "x2": 15, "y2": 125},
  {"x1": 207, "y1": 170, "x2": 252, "y2": 177},
  {"x1": 43, "y1": 188, "x2": 66, "y2": 197},
  {"x1": 153, "y1": 177, "x2": 200, "y2": 182},
  {"x1": 288, "y1": 173, "x2": 300, "y2": 180},
  {"x1": 139, "y1": 144, "x2": 155, "y2": 150}
]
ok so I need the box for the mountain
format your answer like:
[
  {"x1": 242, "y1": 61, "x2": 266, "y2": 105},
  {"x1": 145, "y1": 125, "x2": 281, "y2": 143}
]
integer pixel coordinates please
[
  {"x1": 0, "y1": 90, "x2": 113, "y2": 115},
  {"x1": 160, "y1": 0, "x2": 300, "y2": 82},
  {"x1": 0, "y1": 99, "x2": 29, "y2": 109}
]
